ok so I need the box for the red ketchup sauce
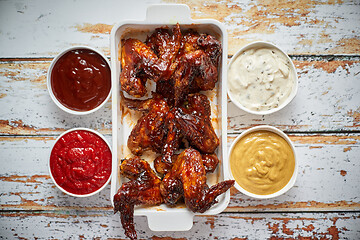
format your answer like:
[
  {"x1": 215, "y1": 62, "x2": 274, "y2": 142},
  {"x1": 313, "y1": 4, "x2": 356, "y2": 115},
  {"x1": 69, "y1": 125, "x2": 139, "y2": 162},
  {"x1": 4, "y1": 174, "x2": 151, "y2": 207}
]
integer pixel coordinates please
[
  {"x1": 50, "y1": 130, "x2": 112, "y2": 195},
  {"x1": 51, "y1": 49, "x2": 111, "y2": 111}
]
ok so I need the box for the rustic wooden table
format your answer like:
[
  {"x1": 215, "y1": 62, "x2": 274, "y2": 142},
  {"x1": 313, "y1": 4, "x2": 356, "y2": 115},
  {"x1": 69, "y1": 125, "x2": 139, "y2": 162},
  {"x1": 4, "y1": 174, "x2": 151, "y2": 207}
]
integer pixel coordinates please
[{"x1": 1, "y1": 0, "x2": 359, "y2": 239}]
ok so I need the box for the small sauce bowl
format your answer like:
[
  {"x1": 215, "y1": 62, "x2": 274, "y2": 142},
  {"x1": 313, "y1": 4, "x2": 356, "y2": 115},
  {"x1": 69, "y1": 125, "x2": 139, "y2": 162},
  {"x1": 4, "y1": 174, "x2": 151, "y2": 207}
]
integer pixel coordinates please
[
  {"x1": 49, "y1": 128, "x2": 112, "y2": 197},
  {"x1": 47, "y1": 46, "x2": 111, "y2": 115},
  {"x1": 228, "y1": 125, "x2": 298, "y2": 199},
  {"x1": 228, "y1": 41, "x2": 298, "y2": 115}
]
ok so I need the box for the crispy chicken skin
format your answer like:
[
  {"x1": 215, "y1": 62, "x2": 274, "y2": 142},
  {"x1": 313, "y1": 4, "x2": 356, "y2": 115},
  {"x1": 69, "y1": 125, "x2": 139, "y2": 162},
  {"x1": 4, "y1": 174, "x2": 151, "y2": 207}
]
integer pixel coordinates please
[
  {"x1": 120, "y1": 24, "x2": 222, "y2": 104},
  {"x1": 161, "y1": 148, "x2": 234, "y2": 211},
  {"x1": 114, "y1": 157, "x2": 163, "y2": 240},
  {"x1": 125, "y1": 93, "x2": 170, "y2": 155},
  {"x1": 154, "y1": 153, "x2": 219, "y2": 175},
  {"x1": 201, "y1": 153, "x2": 220, "y2": 173},
  {"x1": 120, "y1": 38, "x2": 166, "y2": 97},
  {"x1": 154, "y1": 154, "x2": 179, "y2": 175},
  {"x1": 146, "y1": 23, "x2": 182, "y2": 81},
  {"x1": 120, "y1": 24, "x2": 181, "y2": 97},
  {"x1": 157, "y1": 30, "x2": 222, "y2": 105},
  {"x1": 179, "y1": 148, "x2": 234, "y2": 213},
  {"x1": 115, "y1": 25, "x2": 228, "y2": 239},
  {"x1": 124, "y1": 92, "x2": 218, "y2": 166},
  {"x1": 175, "y1": 93, "x2": 219, "y2": 154}
]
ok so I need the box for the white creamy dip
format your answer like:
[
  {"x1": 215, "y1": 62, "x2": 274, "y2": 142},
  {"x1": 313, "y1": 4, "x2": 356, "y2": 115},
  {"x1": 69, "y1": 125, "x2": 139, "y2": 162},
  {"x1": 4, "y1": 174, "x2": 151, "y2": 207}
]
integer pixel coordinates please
[{"x1": 228, "y1": 47, "x2": 294, "y2": 112}]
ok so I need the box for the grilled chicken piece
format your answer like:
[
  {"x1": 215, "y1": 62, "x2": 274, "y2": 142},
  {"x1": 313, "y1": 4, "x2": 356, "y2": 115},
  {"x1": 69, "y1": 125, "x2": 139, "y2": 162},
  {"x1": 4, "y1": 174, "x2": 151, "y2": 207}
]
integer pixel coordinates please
[
  {"x1": 120, "y1": 38, "x2": 167, "y2": 97},
  {"x1": 179, "y1": 148, "x2": 233, "y2": 213},
  {"x1": 175, "y1": 93, "x2": 219, "y2": 153},
  {"x1": 123, "y1": 93, "x2": 182, "y2": 160},
  {"x1": 154, "y1": 153, "x2": 219, "y2": 176},
  {"x1": 155, "y1": 30, "x2": 222, "y2": 105},
  {"x1": 114, "y1": 157, "x2": 163, "y2": 240},
  {"x1": 201, "y1": 153, "x2": 220, "y2": 173},
  {"x1": 154, "y1": 154, "x2": 179, "y2": 175},
  {"x1": 146, "y1": 23, "x2": 182, "y2": 81},
  {"x1": 197, "y1": 34, "x2": 222, "y2": 67},
  {"x1": 124, "y1": 93, "x2": 169, "y2": 155},
  {"x1": 160, "y1": 148, "x2": 234, "y2": 211},
  {"x1": 170, "y1": 49, "x2": 218, "y2": 105}
]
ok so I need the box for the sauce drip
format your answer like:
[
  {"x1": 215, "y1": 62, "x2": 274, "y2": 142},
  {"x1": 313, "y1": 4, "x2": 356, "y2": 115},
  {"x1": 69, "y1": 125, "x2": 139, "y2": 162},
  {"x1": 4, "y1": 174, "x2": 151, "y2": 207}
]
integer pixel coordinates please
[
  {"x1": 50, "y1": 130, "x2": 112, "y2": 195},
  {"x1": 51, "y1": 49, "x2": 111, "y2": 111},
  {"x1": 230, "y1": 130, "x2": 295, "y2": 195}
]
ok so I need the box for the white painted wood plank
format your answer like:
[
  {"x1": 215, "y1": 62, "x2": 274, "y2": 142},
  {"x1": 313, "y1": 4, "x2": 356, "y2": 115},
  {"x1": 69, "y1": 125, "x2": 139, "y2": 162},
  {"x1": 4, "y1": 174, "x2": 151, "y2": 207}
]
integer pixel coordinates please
[
  {"x1": 0, "y1": 0, "x2": 161, "y2": 58},
  {"x1": 0, "y1": 61, "x2": 112, "y2": 135},
  {"x1": 0, "y1": 0, "x2": 359, "y2": 57},
  {"x1": 0, "y1": 135, "x2": 359, "y2": 211},
  {"x1": 1, "y1": 211, "x2": 359, "y2": 239},
  {"x1": 228, "y1": 58, "x2": 360, "y2": 133},
  {"x1": 227, "y1": 134, "x2": 360, "y2": 211},
  {"x1": 0, "y1": 59, "x2": 359, "y2": 134}
]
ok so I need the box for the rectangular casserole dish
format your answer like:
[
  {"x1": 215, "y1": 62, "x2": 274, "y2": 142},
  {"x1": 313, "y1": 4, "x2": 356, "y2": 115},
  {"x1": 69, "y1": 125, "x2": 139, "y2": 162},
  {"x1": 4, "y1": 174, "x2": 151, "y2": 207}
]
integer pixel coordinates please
[{"x1": 110, "y1": 4, "x2": 230, "y2": 231}]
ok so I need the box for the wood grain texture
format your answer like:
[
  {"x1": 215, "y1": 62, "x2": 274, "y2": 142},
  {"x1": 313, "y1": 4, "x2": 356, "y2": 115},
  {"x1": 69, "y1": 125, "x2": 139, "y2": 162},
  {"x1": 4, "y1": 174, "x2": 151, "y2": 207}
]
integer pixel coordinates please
[
  {"x1": 0, "y1": 60, "x2": 112, "y2": 135},
  {"x1": 0, "y1": 0, "x2": 359, "y2": 57},
  {"x1": 0, "y1": 58, "x2": 359, "y2": 135},
  {"x1": 1, "y1": 1, "x2": 359, "y2": 239},
  {"x1": 1, "y1": 211, "x2": 359, "y2": 239},
  {"x1": 1, "y1": 134, "x2": 359, "y2": 212}
]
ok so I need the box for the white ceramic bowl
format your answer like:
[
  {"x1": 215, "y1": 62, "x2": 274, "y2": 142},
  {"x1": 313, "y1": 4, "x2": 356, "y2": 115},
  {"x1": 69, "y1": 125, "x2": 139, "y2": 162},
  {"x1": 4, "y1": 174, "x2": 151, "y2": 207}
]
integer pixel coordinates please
[
  {"x1": 49, "y1": 128, "x2": 112, "y2": 197},
  {"x1": 227, "y1": 41, "x2": 298, "y2": 115},
  {"x1": 47, "y1": 46, "x2": 111, "y2": 115},
  {"x1": 228, "y1": 125, "x2": 298, "y2": 199}
]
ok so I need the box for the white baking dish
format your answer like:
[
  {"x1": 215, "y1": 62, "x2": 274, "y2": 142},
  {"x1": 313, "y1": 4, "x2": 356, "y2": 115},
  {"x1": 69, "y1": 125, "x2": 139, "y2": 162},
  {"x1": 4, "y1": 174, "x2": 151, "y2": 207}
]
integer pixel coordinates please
[{"x1": 110, "y1": 4, "x2": 229, "y2": 232}]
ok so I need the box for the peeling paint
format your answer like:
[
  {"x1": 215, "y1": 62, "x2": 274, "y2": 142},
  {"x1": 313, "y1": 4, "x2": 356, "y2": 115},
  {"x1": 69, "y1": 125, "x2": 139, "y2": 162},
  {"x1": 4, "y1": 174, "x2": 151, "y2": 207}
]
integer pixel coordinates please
[
  {"x1": 340, "y1": 170, "x2": 347, "y2": 176},
  {"x1": 267, "y1": 222, "x2": 279, "y2": 233},
  {"x1": 294, "y1": 60, "x2": 358, "y2": 74},
  {"x1": 347, "y1": 108, "x2": 360, "y2": 127},
  {"x1": 282, "y1": 220, "x2": 294, "y2": 235},
  {"x1": 164, "y1": 0, "x2": 353, "y2": 55},
  {"x1": 205, "y1": 215, "x2": 215, "y2": 229},
  {"x1": 229, "y1": 134, "x2": 360, "y2": 145},
  {"x1": 0, "y1": 119, "x2": 62, "y2": 135},
  {"x1": 302, "y1": 224, "x2": 315, "y2": 232},
  {"x1": 309, "y1": 146, "x2": 323, "y2": 149},
  {"x1": 343, "y1": 147, "x2": 352, "y2": 152},
  {"x1": 290, "y1": 135, "x2": 360, "y2": 145},
  {"x1": 74, "y1": 23, "x2": 113, "y2": 35},
  {"x1": 0, "y1": 136, "x2": 55, "y2": 142},
  {"x1": 151, "y1": 237, "x2": 187, "y2": 240},
  {"x1": 0, "y1": 212, "x2": 105, "y2": 219},
  {"x1": 326, "y1": 225, "x2": 340, "y2": 240},
  {"x1": 0, "y1": 174, "x2": 50, "y2": 183},
  {"x1": 226, "y1": 200, "x2": 360, "y2": 211},
  {"x1": 330, "y1": 38, "x2": 360, "y2": 55},
  {"x1": 0, "y1": 62, "x2": 49, "y2": 87},
  {"x1": 228, "y1": 216, "x2": 265, "y2": 224}
]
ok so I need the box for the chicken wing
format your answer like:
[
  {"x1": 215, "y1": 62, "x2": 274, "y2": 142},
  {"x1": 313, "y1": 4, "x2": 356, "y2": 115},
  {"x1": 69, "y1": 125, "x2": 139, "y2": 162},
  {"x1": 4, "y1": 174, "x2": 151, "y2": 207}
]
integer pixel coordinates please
[
  {"x1": 124, "y1": 93, "x2": 169, "y2": 155},
  {"x1": 154, "y1": 153, "x2": 219, "y2": 175},
  {"x1": 178, "y1": 148, "x2": 234, "y2": 213},
  {"x1": 146, "y1": 23, "x2": 182, "y2": 81},
  {"x1": 160, "y1": 148, "x2": 234, "y2": 211},
  {"x1": 120, "y1": 38, "x2": 167, "y2": 97},
  {"x1": 175, "y1": 93, "x2": 219, "y2": 153},
  {"x1": 114, "y1": 157, "x2": 163, "y2": 240},
  {"x1": 155, "y1": 29, "x2": 221, "y2": 105}
]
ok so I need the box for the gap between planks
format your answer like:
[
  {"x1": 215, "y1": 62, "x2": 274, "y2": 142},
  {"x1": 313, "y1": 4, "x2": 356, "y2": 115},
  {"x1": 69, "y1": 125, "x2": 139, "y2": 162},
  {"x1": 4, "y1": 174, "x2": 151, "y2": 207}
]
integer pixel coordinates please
[{"x1": 1, "y1": 54, "x2": 360, "y2": 62}]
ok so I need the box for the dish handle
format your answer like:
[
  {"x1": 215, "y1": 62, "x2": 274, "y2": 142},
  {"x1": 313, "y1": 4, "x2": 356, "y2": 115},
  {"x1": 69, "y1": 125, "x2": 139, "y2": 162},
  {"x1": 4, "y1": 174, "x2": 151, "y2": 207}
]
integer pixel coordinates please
[
  {"x1": 146, "y1": 4, "x2": 192, "y2": 23},
  {"x1": 146, "y1": 211, "x2": 194, "y2": 231}
]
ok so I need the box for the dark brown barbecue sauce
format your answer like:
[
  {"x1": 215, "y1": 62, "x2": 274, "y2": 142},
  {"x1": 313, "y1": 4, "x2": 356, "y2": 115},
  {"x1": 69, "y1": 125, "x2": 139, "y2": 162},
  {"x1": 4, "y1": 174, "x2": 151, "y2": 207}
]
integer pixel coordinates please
[{"x1": 51, "y1": 49, "x2": 111, "y2": 111}]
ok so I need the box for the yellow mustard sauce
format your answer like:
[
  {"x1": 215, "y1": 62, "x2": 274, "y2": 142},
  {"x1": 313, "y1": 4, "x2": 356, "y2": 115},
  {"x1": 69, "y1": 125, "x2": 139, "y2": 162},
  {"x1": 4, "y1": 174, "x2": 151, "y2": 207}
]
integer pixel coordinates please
[{"x1": 230, "y1": 130, "x2": 295, "y2": 195}]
